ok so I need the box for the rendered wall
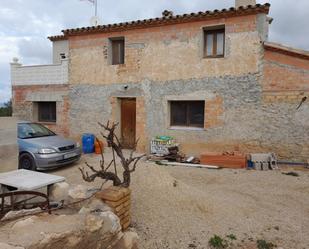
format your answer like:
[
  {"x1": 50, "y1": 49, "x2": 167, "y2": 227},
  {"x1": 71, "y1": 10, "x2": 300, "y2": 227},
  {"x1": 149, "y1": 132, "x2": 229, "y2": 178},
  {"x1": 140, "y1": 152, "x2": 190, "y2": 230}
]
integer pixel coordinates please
[
  {"x1": 69, "y1": 15, "x2": 262, "y2": 85},
  {"x1": 0, "y1": 117, "x2": 18, "y2": 171},
  {"x1": 53, "y1": 40, "x2": 69, "y2": 64}
]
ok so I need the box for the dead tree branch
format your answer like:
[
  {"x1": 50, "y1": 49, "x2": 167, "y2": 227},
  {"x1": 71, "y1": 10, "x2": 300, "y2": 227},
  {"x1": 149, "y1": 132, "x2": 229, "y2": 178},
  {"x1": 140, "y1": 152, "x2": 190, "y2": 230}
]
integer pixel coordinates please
[{"x1": 80, "y1": 121, "x2": 145, "y2": 187}]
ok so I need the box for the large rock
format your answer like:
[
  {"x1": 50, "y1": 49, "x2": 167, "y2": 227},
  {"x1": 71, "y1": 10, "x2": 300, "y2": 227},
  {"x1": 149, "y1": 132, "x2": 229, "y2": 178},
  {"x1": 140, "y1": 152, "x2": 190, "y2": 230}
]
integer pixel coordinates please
[
  {"x1": 49, "y1": 182, "x2": 70, "y2": 202},
  {"x1": 1, "y1": 208, "x2": 41, "y2": 221},
  {"x1": 79, "y1": 198, "x2": 112, "y2": 214},
  {"x1": 0, "y1": 184, "x2": 139, "y2": 249},
  {"x1": 68, "y1": 184, "x2": 93, "y2": 200},
  {"x1": 0, "y1": 243, "x2": 24, "y2": 249},
  {"x1": 0, "y1": 210, "x2": 122, "y2": 249},
  {"x1": 114, "y1": 231, "x2": 139, "y2": 249}
]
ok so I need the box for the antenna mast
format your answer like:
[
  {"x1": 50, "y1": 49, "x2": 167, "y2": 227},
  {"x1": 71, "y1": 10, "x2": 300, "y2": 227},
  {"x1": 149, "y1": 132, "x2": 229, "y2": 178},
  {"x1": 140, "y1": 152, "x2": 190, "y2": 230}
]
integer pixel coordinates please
[{"x1": 94, "y1": 0, "x2": 97, "y2": 17}]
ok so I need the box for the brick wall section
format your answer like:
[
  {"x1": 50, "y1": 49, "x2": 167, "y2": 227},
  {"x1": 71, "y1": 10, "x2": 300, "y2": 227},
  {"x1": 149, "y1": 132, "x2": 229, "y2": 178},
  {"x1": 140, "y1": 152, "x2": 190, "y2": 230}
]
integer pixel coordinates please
[
  {"x1": 12, "y1": 84, "x2": 70, "y2": 137},
  {"x1": 204, "y1": 96, "x2": 224, "y2": 129},
  {"x1": 263, "y1": 50, "x2": 309, "y2": 103},
  {"x1": 261, "y1": 49, "x2": 309, "y2": 160},
  {"x1": 96, "y1": 186, "x2": 131, "y2": 231}
]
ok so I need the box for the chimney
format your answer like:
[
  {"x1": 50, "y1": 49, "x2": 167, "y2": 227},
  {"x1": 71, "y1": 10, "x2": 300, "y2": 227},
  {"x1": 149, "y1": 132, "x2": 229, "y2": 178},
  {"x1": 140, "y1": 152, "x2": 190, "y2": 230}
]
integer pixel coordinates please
[
  {"x1": 162, "y1": 10, "x2": 174, "y2": 18},
  {"x1": 235, "y1": 0, "x2": 256, "y2": 8}
]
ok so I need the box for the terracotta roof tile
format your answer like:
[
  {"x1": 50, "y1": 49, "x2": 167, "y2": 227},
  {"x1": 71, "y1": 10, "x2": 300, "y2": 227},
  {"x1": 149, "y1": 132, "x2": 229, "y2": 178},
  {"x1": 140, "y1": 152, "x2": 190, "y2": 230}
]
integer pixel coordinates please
[{"x1": 48, "y1": 3, "x2": 270, "y2": 40}]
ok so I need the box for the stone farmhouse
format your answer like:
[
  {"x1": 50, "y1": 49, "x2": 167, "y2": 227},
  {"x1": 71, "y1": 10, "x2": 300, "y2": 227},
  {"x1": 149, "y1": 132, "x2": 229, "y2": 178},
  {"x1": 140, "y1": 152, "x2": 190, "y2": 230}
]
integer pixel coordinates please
[{"x1": 11, "y1": 0, "x2": 309, "y2": 161}]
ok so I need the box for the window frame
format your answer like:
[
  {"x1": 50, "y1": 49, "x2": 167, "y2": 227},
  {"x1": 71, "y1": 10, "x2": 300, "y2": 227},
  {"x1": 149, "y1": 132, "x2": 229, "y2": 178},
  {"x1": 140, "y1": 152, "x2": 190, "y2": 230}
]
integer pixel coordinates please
[
  {"x1": 203, "y1": 27, "x2": 225, "y2": 58},
  {"x1": 170, "y1": 101, "x2": 205, "y2": 128},
  {"x1": 110, "y1": 37, "x2": 125, "y2": 65},
  {"x1": 37, "y1": 102, "x2": 57, "y2": 123}
]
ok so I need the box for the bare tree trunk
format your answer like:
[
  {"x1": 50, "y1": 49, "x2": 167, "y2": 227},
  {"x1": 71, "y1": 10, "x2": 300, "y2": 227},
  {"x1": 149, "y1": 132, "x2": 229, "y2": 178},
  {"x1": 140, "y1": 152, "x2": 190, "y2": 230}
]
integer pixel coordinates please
[{"x1": 79, "y1": 121, "x2": 145, "y2": 188}]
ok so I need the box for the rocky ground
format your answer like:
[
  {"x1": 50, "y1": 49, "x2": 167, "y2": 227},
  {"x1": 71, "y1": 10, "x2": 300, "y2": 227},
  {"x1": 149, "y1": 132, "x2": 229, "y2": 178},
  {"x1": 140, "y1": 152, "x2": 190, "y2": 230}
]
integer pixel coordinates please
[{"x1": 1, "y1": 151, "x2": 309, "y2": 249}]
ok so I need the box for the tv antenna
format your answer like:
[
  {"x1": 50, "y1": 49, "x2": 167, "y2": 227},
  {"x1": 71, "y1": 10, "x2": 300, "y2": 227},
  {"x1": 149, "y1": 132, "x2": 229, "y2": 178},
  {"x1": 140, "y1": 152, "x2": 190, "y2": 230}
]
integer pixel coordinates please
[{"x1": 81, "y1": 0, "x2": 101, "y2": 26}]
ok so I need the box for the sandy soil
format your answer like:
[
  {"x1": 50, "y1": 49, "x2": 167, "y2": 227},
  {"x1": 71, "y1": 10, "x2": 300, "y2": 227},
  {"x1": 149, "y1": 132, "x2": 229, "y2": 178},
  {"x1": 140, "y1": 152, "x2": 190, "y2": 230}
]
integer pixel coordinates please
[{"x1": 2, "y1": 152, "x2": 309, "y2": 248}]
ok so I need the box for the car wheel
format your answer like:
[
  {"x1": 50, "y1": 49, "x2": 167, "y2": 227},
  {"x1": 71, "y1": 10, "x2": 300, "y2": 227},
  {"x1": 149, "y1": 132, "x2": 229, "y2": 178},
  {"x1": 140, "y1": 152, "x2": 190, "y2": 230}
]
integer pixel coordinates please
[{"x1": 19, "y1": 153, "x2": 36, "y2": 171}]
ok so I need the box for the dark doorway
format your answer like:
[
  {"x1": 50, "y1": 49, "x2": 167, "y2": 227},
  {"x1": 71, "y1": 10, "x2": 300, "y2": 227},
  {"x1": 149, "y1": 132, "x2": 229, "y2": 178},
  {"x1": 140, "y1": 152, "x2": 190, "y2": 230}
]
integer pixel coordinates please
[{"x1": 121, "y1": 98, "x2": 136, "y2": 149}]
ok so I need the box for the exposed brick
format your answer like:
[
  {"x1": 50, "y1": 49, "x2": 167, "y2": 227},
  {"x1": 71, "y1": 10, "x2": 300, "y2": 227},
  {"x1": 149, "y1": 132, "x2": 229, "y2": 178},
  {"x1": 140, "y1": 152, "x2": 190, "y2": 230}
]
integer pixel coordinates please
[
  {"x1": 96, "y1": 186, "x2": 131, "y2": 231},
  {"x1": 204, "y1": 96, "x2": 224, "y2": 129},
  {"x1": 12, "y1": 84, "x2": 70, "y2": 137},
  {"x1": 95, "y1": 188, "x2": 125, "y2": 202},
  {"x1": 104, "y1": 195, "x2": 130, "y2": 208}
]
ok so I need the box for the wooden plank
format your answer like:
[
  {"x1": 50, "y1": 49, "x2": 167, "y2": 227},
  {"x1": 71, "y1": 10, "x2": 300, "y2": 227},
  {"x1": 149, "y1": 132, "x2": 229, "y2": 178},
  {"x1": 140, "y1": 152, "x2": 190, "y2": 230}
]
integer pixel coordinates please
[{"x1": 160, "y1": 161, "x2": 220, "y2": 169}]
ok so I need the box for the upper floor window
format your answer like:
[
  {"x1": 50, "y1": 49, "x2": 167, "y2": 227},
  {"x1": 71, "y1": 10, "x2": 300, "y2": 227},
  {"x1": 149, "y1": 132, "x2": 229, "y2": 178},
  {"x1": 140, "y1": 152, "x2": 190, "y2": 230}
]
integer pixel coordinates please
[
  {"x1": 204, "y1": 27, "x2": 225, "y2": 58},
  {"x1": 170, "y1": 101, "x2": 205, "y2": 128},
  {"x1": 38, "y1": 102, "x2": 56, "y2": 123},
  {"x1": 110, "y1": 37, "x2": 125, "y2": 65}
]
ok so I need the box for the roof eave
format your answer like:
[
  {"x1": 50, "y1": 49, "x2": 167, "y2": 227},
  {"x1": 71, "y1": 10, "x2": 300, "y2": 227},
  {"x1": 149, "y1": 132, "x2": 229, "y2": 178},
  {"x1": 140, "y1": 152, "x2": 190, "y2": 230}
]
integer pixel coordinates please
[
  {"x1": 264, "y1": 42, "x2": 309, "y2": 60},
  {"x1": 61, "y1": 3, "x2": 270, "y2": 37}
]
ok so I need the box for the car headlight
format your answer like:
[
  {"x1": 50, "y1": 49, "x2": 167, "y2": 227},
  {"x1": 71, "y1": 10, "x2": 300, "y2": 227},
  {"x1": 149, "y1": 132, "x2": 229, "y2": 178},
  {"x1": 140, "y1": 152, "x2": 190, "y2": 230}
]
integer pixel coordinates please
[
  {"x1": 76, "y1": 142, "x2": 81, "y2": 148},
  {"x1": 38, "y1": 148, "x2": 57, "y2": 154}
]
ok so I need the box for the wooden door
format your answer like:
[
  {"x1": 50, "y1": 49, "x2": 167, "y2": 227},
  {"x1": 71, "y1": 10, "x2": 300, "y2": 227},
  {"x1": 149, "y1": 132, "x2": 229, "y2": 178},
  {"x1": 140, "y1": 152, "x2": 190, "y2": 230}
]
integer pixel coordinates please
[{"x1": 121, "y1": 98, "x2": 136, "y2": 149}]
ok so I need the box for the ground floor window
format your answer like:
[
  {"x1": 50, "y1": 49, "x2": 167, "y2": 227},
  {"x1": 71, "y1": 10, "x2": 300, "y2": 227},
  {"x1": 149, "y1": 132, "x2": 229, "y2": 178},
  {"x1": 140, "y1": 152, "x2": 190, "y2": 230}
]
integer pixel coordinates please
[
  {"x1": 170, "y1": 101, "x2": 204, "y2": 128},
  {"x1": 38, "y1": 102, "x2": 56, "y2": 122}
]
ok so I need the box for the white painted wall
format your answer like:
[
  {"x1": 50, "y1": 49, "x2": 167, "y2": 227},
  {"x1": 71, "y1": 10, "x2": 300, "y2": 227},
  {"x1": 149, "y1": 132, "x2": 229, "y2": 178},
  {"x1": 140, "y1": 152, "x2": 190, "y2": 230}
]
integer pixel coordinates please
[
  {"x1": 11, "y1": 59, "x2": 68, "y2": 86},
  {"x1": 53, "y1": 40, "x2": 69, "y2": 64}
]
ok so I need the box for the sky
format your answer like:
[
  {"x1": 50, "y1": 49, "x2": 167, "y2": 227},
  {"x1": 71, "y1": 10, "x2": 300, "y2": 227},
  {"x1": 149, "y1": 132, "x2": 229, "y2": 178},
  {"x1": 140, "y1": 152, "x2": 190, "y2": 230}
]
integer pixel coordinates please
[{"x1": 0, "y1": 0, "x2": 308, "y2": 103}]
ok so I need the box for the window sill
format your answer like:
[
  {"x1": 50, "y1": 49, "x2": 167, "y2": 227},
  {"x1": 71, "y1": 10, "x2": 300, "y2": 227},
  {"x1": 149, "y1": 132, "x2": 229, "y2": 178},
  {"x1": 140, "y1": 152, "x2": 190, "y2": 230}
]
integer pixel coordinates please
[
  {"x1": 36, "y1": 121, "x2": 57, "y2": 125},
  {"x1": 110, "y1": 63, "x2": 125, "y2": 66},
  {"x1": 168, "y1": 126, "x2": 205, "y2": 131},
  {"x1": 203, "y1": 56, "x2": 225, "y2": 59}
]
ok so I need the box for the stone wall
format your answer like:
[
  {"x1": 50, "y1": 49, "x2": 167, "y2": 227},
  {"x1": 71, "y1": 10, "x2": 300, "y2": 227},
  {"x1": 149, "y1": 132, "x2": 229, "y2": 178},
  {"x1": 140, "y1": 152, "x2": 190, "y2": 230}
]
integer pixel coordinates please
[
  {"x1": 0, "y1": 186, "x2": 138, "y2": 249},
  {"x1": 0, "y1": 117, "x2": 18, "y2": 171},
  {"x1": 12, "y1": 84, "x2": 70, "y2": 136},
  {"x1": 261, "y1": 49, "x2": 309, "y2": 160},
  {"x1": 69, "y1": 66, "x2": 309, "y2": 161}
]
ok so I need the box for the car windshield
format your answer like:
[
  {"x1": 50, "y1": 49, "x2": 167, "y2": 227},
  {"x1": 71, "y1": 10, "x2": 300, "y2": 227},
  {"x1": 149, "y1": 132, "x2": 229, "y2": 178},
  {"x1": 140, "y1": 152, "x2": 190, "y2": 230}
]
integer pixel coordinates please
[{"x1": 18, "y1": 123, "x2": 56, "y2": 139}]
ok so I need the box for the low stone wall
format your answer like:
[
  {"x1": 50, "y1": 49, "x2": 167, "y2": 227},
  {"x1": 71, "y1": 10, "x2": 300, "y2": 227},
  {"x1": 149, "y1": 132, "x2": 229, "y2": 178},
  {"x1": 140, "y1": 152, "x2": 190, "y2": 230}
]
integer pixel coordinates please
[
  {"x1": 0, "y1": 183, "x2": 138, "y2": 249},
  {"x1": 0, "y1": 117, "x2": 18, "y2": 171},
  {"x1": 96, "y1": 186, "x2": 131, "y2": 230}
]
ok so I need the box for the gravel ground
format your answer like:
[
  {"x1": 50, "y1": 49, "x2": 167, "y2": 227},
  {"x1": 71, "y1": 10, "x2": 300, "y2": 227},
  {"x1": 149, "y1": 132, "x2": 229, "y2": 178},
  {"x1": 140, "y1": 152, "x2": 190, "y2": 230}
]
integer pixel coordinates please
[{"x1": 3, "y1": 152, "x2": 309, "y2": 248}]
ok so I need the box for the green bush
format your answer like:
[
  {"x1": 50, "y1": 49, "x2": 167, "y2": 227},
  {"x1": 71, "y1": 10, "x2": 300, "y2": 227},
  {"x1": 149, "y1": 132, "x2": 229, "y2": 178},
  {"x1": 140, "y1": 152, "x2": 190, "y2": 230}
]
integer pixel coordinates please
[
  {"x1": 257, "y1": 239, "x2": 276, "y2": 249},
  {"x1": 0, "y1": 100, "x2": 12, "y2": 117},
  {"x1": 208, "y1": 235, "x2": 228, "y2": 249}
]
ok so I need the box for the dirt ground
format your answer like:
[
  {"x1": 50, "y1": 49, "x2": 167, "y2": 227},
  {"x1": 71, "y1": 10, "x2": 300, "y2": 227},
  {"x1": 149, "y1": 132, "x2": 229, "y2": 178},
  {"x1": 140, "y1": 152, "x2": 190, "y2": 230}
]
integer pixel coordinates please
[{"x1": 2, "y1": 151, "x2": 309, "y2": 249}]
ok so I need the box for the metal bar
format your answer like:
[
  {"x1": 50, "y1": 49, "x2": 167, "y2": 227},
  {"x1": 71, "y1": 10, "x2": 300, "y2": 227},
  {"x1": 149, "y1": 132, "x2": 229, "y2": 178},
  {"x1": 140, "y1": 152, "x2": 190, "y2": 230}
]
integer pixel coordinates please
[{"x1": 0, "y1": 191, "x2": 51, "y2": 218}]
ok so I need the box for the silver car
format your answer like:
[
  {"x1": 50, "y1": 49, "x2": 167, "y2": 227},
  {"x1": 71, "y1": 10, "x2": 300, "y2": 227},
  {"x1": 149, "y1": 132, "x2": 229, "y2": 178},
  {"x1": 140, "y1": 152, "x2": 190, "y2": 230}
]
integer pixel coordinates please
[{"x1": 18, "y1": 122, "x2": 82, "y2": 171}]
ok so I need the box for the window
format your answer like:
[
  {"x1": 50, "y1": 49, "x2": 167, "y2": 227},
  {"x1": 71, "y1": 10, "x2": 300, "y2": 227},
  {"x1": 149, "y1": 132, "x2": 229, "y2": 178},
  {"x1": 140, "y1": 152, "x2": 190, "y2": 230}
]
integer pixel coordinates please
[
  {"x1": 170, "y1": 101, "x2": 204, "y2": 128},
  {"x1": 110, "y1": 37, "x2": 125, "y2": 65},
  {"x1": 204, "y1": 28, "x2": 225, "y2": 57},
  {"x1": 38, "y1": 102, "x2": 56, "y2": 122}
]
